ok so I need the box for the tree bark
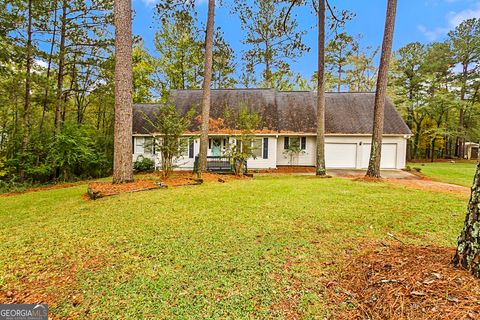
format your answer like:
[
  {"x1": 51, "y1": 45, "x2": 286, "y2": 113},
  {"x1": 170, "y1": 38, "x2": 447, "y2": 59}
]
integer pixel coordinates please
[
  {"x1": 112, "y1": 0, "x2": 134, "y2": 183},
  {"x1": 453, "y1": 161, "x2": 480, "y2": 277},
  {"x1": 456, "y1": 63, "x2": 468, "y2": 159},
  {"x1": 54, "y1": 0, "x2": 67, "y2": 132},
  {"x1": 19, "y1": 0, "x2": 33, "y2": 183},
  {"x1": 197, "y1": 0, "x2": 216, "y2": 176},
  {"x1": 39, "y1": 0, "x2": 58, "y2": 133},
  {"x1": 366, "y1": 0, "x2": 397, "y2": 178},
  {"x1": 315, "y1": 0, "x2": 326, "y2": 176}
]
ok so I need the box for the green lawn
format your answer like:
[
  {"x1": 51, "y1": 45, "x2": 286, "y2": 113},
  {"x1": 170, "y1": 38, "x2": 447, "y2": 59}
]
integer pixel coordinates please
[
  {"x1": 408, "y1": 161, "x2": 477, "y2": 187},
  {"x1": 0, "y1": 176, "x2": 468, "y2": 319}
]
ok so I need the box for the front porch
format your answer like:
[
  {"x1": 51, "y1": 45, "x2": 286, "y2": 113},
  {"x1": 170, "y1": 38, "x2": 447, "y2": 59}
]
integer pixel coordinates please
[{"x1": 193, "y1": 155, "x2": 248, "y2": 174}]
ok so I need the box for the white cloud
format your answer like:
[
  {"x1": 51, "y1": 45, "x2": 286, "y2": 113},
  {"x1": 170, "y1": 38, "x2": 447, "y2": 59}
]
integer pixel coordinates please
[
  {"x1": 417, "y1": 2, "x2": 480, "y2": 41},
  {"x1": 417, "y1": 25, "x2": 449, "y2": 41},
  {"x1": 139, "y1": 0, "x2": 158, "y2": 7},
  {"x1": 34, "y1": 59, "x2": 48, "y2": 69},
  {"x1": 446, "y1": 5, "x2": 480, "y2": 26}
]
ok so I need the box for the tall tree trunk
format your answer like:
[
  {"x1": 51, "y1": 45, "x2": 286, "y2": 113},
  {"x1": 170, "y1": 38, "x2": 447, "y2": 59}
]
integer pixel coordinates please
[
  {"x1": 315, "y1": 0, "x2": 326, "y2": 176},
  {"x1": 54, "y1": 0, "x2": 67, "y2": 132},
  {"x1": 112, "y1": 0, "x2": 134, "y2": 183},
  {"x1": 366, "y1": 0, "x2": 397, "y2": 178},
  {"x1": 19, "y1": 0, "x2": 33, "y2": 182},
  {"x1": 430, "y1": 138, "x2": 436, "y2": 162},
  {"x1": 453, "y1": 161, "x2": 480, "y2": 277},
  {"x1": 39, "y1": 0, "x2": 58, "y2": 133},
  {"x1": 456, "y1": 64, "x2": 468, "y2": 158},
  {"x1": 197, "y1": 0, "x2": 216, "y2": 176},
  {"x1": 406, "y1": 104, "x2": 414, "y2": 161}
]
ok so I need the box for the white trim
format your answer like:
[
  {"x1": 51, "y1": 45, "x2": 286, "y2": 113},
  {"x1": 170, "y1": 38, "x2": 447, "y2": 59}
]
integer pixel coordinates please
[{"x1": 133, "y1": 133, "x2": 410, "y2": 138}]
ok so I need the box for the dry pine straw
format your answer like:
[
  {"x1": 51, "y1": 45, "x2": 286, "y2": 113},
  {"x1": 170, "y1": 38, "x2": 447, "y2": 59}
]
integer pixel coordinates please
[
  {"x1": 325, "y1": 244, "x2": 480, "y2": 320},
  {"x1": 87, "y1": 172, "x2": 247, "y2": 198}
]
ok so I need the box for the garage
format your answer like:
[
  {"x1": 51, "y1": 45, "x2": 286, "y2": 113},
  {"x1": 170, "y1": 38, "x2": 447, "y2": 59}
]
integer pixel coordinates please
[
  {"x1": 361, "y1": 143, "x2": 397, "y2": 169},
  {"x1": 325, "y1": 143, "x2": 357, "y2": 168}
]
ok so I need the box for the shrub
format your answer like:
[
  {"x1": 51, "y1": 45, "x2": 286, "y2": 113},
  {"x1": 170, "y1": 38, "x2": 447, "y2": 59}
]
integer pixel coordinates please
[
  {"x1": 134, "y1": 156, "x2": 155, "y2": 172},
  {"x1": 0, "y1": 156, "x2": 7, "y2": 178},
  {"x1": 47, "y1": 124, "x2": 111, "y2": 180}
]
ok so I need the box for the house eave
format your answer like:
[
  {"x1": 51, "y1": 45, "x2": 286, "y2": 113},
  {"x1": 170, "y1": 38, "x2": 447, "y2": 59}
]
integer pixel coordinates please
[{"x1": 133, "y1": 132, "x2": 411, "y2": 138}]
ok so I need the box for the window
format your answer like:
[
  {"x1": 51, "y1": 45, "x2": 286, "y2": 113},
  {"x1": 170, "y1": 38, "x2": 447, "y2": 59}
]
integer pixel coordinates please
[
  {"x1": 301, "y1": 137, "x2": 306, "y2": 150},
  {"x1": 284, "y1": 136, "x2": 306, "y2": 150},
  {"x1": 290, "y1": 137, "x2": 300, "y2": 149},
  {"x1": 144, "y1": 137, "x2": 154, "y2": 154},
  {"x1": 180, "y1": 138, "x2": 195, "y2": 158},
  {"x1": 252, "y1": 138, "x2": 263, "y2": 158},
  {"x1": 135, "y1": 137, "x2": 144, "y2": 154}
]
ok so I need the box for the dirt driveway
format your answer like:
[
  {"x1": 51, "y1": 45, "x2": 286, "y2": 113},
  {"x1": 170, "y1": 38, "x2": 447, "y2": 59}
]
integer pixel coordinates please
[{"x1": 328, "y1": 169, "x2": 470, "y2": 195}]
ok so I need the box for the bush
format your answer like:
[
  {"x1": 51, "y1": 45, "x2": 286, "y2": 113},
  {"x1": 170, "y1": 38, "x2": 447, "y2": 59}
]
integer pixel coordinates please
[
  {"x1": 0, "y1": 156, "x2": 8, "y2": 178},
  {"x1": 47, "y1": 124, "x2": 112, "y2": 180},
  {"x1": 134, "y1": 156, "x2": 155, "y2": 172},
  {"x1": 0, "y1": 179, "x2": 28, "y2": 194}
]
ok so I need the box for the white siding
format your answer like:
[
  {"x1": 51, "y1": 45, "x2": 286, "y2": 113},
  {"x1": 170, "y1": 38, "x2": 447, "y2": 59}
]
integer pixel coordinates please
[
  {"x1": 276, "y1": 136, "x2": 316, "y2": 166},
  {"x1": 247, "y1": 137, "x2": 277, "y2": 169},
  {"x1": 132, "y1": 135, "x2": 278, "y2": 170},
  {"x1": 275, "y1": 135, "x2": 408, "y2": 169},
  {"x1": 133, "y1": 134, "x2": 408, "y2": 170}
]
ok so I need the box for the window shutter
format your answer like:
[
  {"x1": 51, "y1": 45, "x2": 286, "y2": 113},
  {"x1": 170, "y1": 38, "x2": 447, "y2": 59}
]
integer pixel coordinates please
[
  {"x1": 284, "y1": 137, "x2": 289, "y2": 149},
  {"x1": 301, "y1": 137, "x2": 306, "y2": 150},
  {"x1": 208, "y1": 139, "x2": 211, "y2": 149},
  {"x1": 263, "y1": 138, "x2": 268, "y2": 159},
  {"x1": 189, "y1": 140, "x2": 194, "y2": 158},
  {"x1": 132, "y1": 137, "x2": 135, "y2": 154}
]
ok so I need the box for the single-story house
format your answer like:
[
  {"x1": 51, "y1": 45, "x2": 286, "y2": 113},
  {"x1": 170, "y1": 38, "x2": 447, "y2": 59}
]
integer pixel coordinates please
[
  {"x1": 132, "y1": 89, "x2": 411, "y2": 170},
  {"x1": 465, "y1": 142, "x2": 479, "y2": 160}
]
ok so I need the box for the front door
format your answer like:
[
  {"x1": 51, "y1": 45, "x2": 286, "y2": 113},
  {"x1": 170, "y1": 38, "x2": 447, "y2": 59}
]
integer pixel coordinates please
[{"x1": 212, "y1": 139, "x2": 222, "y2": 156}]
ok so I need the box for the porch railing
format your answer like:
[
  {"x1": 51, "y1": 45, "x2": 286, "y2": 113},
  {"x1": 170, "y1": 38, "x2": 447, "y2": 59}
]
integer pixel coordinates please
[{"x1": 193, "y1": 156, "x2": 247, "y2": 174}]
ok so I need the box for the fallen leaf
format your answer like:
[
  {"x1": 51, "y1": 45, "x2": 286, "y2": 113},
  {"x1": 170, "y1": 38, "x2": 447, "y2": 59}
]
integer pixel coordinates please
[{"x1": 446, "y1": 296, "x2": 459, "y2": 303}]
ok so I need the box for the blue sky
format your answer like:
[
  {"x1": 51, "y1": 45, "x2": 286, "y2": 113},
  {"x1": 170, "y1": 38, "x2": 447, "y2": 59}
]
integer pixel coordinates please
[{"x1": 132, "y1": 0, "x2": 480, "y2": 80}]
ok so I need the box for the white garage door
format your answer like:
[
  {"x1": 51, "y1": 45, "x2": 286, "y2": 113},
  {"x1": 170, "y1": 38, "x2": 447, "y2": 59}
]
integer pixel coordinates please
[
  {"x1": 325, "y1": 143, "x2": 357, "y2": 168},
  {"x1": 361, "y1": 143, "x2": 397, "y2": 169}
]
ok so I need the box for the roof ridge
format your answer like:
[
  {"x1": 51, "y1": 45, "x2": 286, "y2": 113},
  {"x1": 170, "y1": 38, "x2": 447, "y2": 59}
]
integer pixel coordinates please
[{"x1": 172, "y1": 88, "x2": 275, "y2": 91}]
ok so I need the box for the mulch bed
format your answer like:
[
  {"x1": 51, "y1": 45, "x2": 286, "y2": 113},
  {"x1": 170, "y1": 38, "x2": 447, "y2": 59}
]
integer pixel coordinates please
[
  {"x1": 87, "y1": 180, "x2": 164, "y2": 199},
  {"x1": 325, "y1": 244, "x2": 480, "y2": 319},
  {"x1": 87, "y1": 172, "x2": 247, "y2": 199}
]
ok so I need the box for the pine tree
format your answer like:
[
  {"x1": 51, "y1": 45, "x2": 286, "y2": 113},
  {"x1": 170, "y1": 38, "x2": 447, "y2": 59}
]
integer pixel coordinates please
[
  {"x1": 453, "y1": 161, "x2": 480, "y2": 277},
  {"x1": 366, "y1": 0, "x2": 397, "y2": 178},
  {"x1": 112, "y1": 0, "x2": 133, "y2": 183},
  {"x1": 197, "y1": 0, "x2": 216, "y2": 175}
]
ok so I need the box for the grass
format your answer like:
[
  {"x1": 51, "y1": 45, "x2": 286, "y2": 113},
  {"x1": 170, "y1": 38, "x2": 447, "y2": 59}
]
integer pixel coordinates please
[
  {"x1": 408, "y1": 161, "x2": 477, "y2": 187},
  {"x1": 0, "y1": 176, "x2": 469, "y2": 319}
]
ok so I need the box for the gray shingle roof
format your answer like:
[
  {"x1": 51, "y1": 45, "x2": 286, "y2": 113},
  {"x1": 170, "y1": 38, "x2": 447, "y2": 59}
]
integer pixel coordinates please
[{"x1": 133, "y1": 89, "x2": 411, "y2": 135}]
